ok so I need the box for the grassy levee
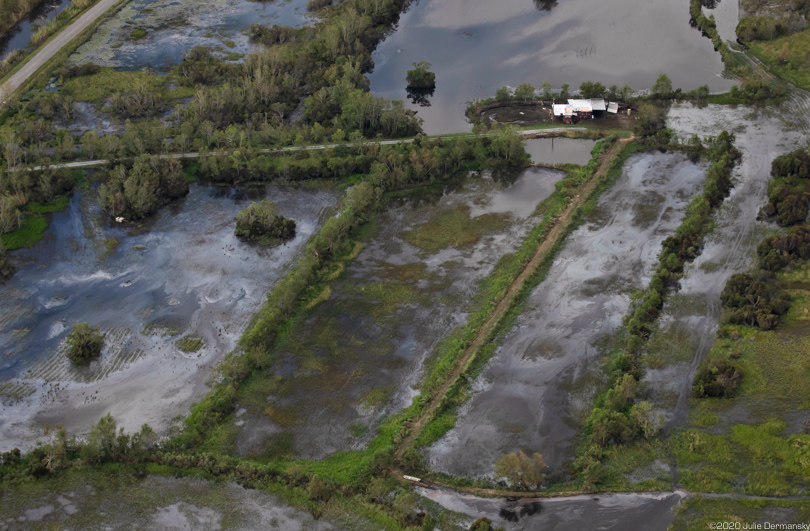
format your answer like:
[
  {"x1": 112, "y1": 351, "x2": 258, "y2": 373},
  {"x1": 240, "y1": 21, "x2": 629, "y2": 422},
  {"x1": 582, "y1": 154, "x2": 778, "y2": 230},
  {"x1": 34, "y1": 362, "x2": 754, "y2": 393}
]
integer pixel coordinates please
[
  {"x1": 388, "y1": 138, "x2": 637, "y2": 478},
  {"x1": 570, "y1": 132, "x2": 742, "y2": 491}
]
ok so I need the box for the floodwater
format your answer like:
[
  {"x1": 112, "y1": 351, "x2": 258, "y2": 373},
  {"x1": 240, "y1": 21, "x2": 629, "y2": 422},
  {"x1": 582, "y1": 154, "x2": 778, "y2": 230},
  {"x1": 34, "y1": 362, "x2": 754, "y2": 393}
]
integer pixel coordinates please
[
  {"x1": 232, "y1": 168, "x2": 564, "y2": 460},
  {"x1": 418, "y1": 487, "x2": 685, "y2": 531},
  {"x1": 707, "y1": 0, "x2": 740, "y2": 45},
  {"x1": 644, "y1": 103, "x2": 806, "y2": 429},
  {"x1": 0, "y1": 184, "x2": 337, "y2": 450},
  {"x1": 368, "y1": 0, "x2": 736, "y2": 134},
  {"x1": 524, "y1": 137, "x2": 597, "y2": 166},
  {"x1": 0, "y1": 0, "x2": 71, "y2": 58},
  {"x1": 70, "y1": 0, "x2": 312, "y2": 69},
  {"x1": 428, "y1": 151, "x2": 708, "y2": 479}
]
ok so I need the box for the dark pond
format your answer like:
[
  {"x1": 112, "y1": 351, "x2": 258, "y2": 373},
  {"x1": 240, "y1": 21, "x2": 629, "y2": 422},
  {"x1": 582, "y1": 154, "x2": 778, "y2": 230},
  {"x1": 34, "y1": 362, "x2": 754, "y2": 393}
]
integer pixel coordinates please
[
  {"x1": 368, "y1": 0, "x2": 737, "y2": 134},
  {"x1": 524, "y1": 137, "x2": 597, "y2": 165}
]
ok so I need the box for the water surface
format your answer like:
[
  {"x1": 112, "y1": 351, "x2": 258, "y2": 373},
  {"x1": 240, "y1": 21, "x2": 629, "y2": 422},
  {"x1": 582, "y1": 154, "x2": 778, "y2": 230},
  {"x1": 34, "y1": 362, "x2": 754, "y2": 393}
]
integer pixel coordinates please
[
  {"x1": 369, "y1": 0, "x2": 735, "y2": 134},
  {"x1": 0, "y1": 0, "x2": 71, "y2": 58},
  {"x1": 524, "y1": 137, "x2": 597, "y2": 166}
]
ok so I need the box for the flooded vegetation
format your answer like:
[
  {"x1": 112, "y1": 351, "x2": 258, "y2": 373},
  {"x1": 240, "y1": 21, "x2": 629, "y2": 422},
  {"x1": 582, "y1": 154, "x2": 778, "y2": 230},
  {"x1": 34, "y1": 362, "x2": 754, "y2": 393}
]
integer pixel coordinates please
[
  {"x1": 428, "y1": 150, "x2": 709, "y2": 479},
  {"x1": 0, "y1": 184, "x2": 337, "y2": 450},
  {"x1": 228, "y1": 168, "x2": 563, "y2": 460},
  {"x1": 70, "y1": 0, "x2": 312, "y2": 69},
  {"x1": 0, "y1": 0, "x2": 71, "y2": 57}
]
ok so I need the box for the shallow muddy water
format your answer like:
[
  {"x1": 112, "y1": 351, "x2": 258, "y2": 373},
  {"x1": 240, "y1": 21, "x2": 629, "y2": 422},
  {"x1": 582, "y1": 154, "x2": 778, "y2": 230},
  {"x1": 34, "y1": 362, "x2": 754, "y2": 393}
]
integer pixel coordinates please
[
  {"x1": 644, "y1": 103, "x2": 806, "y2": 429},
  {"x1": 0, "y1": 184, "x2": 337, "y2": 450},
  {"x1": 231, "y1": 168, "x2": 564, "y2": 460},
  {"x1": 418, "y1": 487, "x2": 685, "y2": 531},
  {"x1": 70, "y1": 0, "x2": 311, "y2": 69},
  {"x1": 369, "y1": 0, "x2": 735, "y2": 134},
  {"x1": 428, "y1": 151, "x2": 708, "y2": 479},
  {"x1": 524, "y1": 137, "x2": 597, "y2": 166},
  {"x1": 0, "y1": 0, "x2": 71, "y2": 58}
]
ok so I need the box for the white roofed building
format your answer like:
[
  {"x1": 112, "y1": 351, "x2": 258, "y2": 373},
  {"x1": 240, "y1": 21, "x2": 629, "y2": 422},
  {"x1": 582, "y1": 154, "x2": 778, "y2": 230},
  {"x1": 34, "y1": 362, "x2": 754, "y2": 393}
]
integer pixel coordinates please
[{"x1": 552, "y1": 98, "x2": 606, "y2": 123}]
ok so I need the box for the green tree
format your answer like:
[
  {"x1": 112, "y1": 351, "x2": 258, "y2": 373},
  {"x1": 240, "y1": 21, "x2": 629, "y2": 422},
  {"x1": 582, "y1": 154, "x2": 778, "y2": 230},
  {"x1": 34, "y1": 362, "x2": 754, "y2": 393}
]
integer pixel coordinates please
[
  {"x1": 579, "y1": 81, "x2": 606, "y2": 98},
  {"x1": 406, "y1": 61, "x2": 436, "y2": 89},
  {"x1": 560, "y1": 83, "x2": 570, "y2": 99},
  {"x1": 541, "y1": 81, "x2": 552, "y2": 100},
  {"x1": 235, "y1": 200, "x2": 296, "y2": 244},
  {"x1": 0, "y1": 240, "x2": 15, "y2": 282},
  {"x1": 629, "y1": 401, "x2": 663, "y2": 439},
  {"x1": 620, "y1": 84, "x2": 633, "y2": 102},
  {"x1": 495, "y1": 86, "x2": 511, "y2": 103},
  {"x1": 652, "y1": 73, "x2": 673, "y2": 96},
  {"x1": 514, "y1": 82, "x2": 536, "y2": 102},
  {"x1": 494, "y1": 450, "x2": 545, "y2": 489},
  {"x1": 65, "y1": 323, "x2": 104, "y2": 365},
  {"x1": 633, "y1": 103, "x2": 665, "y2": 137}
]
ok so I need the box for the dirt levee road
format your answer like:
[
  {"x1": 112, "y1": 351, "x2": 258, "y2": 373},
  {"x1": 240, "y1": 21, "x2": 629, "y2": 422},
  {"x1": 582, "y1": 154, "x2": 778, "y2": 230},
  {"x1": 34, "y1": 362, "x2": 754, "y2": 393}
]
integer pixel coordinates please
[{"x1": 1, "y1": 0, "x2": 121, "y2": 99}]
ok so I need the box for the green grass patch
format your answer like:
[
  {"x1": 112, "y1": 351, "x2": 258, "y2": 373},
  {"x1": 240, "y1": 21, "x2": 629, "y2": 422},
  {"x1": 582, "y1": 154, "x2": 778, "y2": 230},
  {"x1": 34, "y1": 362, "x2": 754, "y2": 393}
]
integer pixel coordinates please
[
  {"x1": 748, "y1": 28, "x2": 810, "y2": 90},
  {"x1": 1, "y1": 215, "x2": 48, "y2": 250},
  {"x1": 129, "y1": 27, "x2": 147, "y2": 40},
  {"x1": 176, "y1": 336, "x2": 204, "y2": 353},
  {"x1": 25, "y1": 195, "x2": 69, "y2": 213},
  {"x1": 399, "y1": 205, "x2": 510, "y2": 254},
  {"x1": 61, "y1": 68, "x2": 168, "y2": 103}
]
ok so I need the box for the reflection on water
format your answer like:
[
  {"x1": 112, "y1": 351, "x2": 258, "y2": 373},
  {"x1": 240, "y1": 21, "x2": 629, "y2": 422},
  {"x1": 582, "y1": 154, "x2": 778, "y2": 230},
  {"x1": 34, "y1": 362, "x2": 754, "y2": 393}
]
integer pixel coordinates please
[
  {"x1": 369, "y1": 0, "x2": 735, "y2": 134},
  {"x1": 524, "y1": 137, "x2": 597, "y2": 165},
  {"x1": 0, "y1": 0, "x2": 71, "y2": 57}
]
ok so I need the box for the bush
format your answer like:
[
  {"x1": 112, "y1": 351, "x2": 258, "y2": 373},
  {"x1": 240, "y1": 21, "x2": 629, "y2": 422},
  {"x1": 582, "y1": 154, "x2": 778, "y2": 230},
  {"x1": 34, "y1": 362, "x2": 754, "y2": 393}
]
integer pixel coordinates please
[
  {"x1": 720, "y1": 273, "x2": 789, "y2": 330},
  {"x1": 0, "y1": 243, "x2": 14, "y2": 282},
  {"x1": 406, "y1": 61, "x2": 436, "y2": 89},
  {"x1": 494, "y1": 451, "x2": 545, "y2": 489},
  {"x1": 234, "y1": 200, "x2": 296, "y2": 244},
  {"x1": 760, "y1": 149, "x2": 810, "y2": 226},
  {"x1": 66, "y1": 323, "x2": 104, "y2": 365},
  {"x1": 757, "y1": 225, "x2": 810, "y2": 271},
  {"x1": 98, "y1": 156, "x2": 189, "y2": 220},
  {"x1": 692, "y1": 359, "x2": 742, "y2": 398}
]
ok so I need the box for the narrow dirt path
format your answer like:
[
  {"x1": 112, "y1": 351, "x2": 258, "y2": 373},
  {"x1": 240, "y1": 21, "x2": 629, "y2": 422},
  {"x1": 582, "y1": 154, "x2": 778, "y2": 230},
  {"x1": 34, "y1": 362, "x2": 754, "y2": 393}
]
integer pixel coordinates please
[{"x1": 394, "y1": 137, "x2": 633, "y2": 460}]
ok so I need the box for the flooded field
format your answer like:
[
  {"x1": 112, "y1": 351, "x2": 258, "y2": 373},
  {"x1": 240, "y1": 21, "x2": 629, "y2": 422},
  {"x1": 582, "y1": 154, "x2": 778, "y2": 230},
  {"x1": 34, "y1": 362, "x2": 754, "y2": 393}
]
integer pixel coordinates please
[
  {"x1": 0, "y1": 0, "x2": 71, "y2": 57},
  {"x1": 643, "y1": 102, "x2": 806, "y2": 428},
  {"x1": 524, "y1": 137, "x2": 598, "y2": 165},
  {"x1": 368, "y1": 0, "x2": 736, "y2": 134},
  {"x1": 418, "y1": 486, "x2": 684, "y2": 531},
  {"x1": 1, "y1": 472, "x2": 344, "y2": 530},
  {"x1": 427, "y1": 150, "x2": 709, "y2": 479},
  {"x1": 0, "y1": 184, "x2": 337, "y2": 451},
  {"x1": 70, "y1": 0, "x2": 312, "y2": 69},
  {"x1": 230, "y1": 168, "x2": 564, "y2": 460}
]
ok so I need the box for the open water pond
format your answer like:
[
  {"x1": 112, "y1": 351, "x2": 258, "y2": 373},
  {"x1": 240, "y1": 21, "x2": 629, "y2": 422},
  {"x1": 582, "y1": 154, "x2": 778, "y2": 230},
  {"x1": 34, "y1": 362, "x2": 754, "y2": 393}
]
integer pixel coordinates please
[
  {"x1": 369, "y1": 0, "x2": 735, "y2": 134},
  {"x1": 418, "y1": 486, "x2": 684, "y2": 531},
  {"x1": 0, "y1": 0, "x2": 71, "y2": 58},
  {"x1": 0, "y1": 184, "x2": 337, "y2": 450},
  {"x1": 428, "y1": 150, "x2": 709, "y2": 479},
  {"x1": 524, "y1": 137, "x2": 597, "y2": 166},
  {"x1": 70, "y1": 0, "x2": 312, "y2": 69},
  {"x1": 230, "y1": 167, "x2": 564, "y2": 460}
]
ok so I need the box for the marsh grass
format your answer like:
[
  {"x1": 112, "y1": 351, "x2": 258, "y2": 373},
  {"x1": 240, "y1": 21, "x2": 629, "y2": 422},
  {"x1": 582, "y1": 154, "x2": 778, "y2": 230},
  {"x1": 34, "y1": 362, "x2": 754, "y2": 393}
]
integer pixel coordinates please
[
  {"x1": 399, "y1": 205, "x2": 511, "y2": 254},
  {"x1": 176, "y1": 336, "x2": 204, "y2": 353}
]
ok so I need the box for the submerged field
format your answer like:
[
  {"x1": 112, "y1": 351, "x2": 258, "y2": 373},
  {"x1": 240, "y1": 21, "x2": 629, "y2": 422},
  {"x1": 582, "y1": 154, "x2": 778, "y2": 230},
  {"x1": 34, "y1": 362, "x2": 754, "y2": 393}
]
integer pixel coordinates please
[
  {"x1": 220, "y1": 168, "x2": 564, "y2": 460},
  {"x1": 428, "y1": 150, "x2": 709, "y2": 480},
  {"x1": 0, "y1": 184, "x2": 337, "y2": 451}
]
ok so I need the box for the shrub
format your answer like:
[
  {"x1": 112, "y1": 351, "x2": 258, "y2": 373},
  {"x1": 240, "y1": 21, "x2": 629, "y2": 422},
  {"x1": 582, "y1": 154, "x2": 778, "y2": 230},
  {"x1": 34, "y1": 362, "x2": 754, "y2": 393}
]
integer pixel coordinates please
[
  {"x1": 757, "y1": 225, "x2": 810, "y2": 271},
  {"x1": 0, "y1": 242, "x2": 14, "y2": 282},
  {"x1": 98, "y1": 156, "x2": 188, "y2": 220},
  {"x1": 692, "y1": 359, "x2": 742, "y2": 398},
  {"x1": 66, "y1": 323, "x2": 104, "y2": 365},
  {"x1": 720, "y1": 272, "x2": 789, "y2": 330},
  {"x1": 494, "y1": 451, "x2": 545, "y2": 489},
  {"x1": 234, "y1": 200, "x2": 296, "y2": 244}
]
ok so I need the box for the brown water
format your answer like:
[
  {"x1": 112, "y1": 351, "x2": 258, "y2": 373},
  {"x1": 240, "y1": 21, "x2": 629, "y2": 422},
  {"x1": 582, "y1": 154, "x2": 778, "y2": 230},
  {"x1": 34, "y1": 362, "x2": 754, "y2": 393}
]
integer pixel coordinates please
[
  {"x1": 524, "y1": 137, "x2": 598, "y2": 166},
  {"x1": 0, "y1": 184, "x2": 337, "y2": 450},
  {"x1": 368, "y1": 0, "x2": 736, "y2": 134},
  {"x1": 427, "y1": 151, "x2": 708, "y2": 479}
]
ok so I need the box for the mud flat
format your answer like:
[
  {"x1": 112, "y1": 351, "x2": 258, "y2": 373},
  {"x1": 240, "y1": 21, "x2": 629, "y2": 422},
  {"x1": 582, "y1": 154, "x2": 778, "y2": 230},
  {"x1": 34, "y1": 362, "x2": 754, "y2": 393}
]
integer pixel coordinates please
[
  {"x1": 525, "y1": 137, "x2": 598, "y2": 166},
  {"x1": 230, "y1": 168, "x2": 564, "y2": 460},
  {"x1": 70, "y1": 0, "x2": 311, "y2": 69},
  {"x1": 643, "y1": 103, "x2": 806, "y2": 428},
  {"x1": 427, "y1": 151, "x2": 709, "y2": 479},
  {"x1": 417, "y1": 486, "x2": 684, "y2": 531},
  {"x1": 368, "y1": 0, "x2": 734, "y2": 134},
  {"x1": 0, "y1": 184, "x2": 337, "y2": 451}
]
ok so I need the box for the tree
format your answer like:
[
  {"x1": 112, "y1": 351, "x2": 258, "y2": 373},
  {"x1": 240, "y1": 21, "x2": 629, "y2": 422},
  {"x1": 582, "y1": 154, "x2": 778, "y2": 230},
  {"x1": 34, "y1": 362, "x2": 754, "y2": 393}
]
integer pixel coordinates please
[
  {"x1": 494, "y1": 450, "x2": 545, "y2": 489},
  {"x1": 620, "y1": 84, "x2": 633, "y2": 102},
  {"x1": 514, "y1": 82, "x2": 536, "y2": 103},
  {"x1": 579, "y1": 81, "x2": 605, "y2": 99},
  {"x1": 406, "y1": 61, "x2": 436, "y2": 89},
  {"x1": 0, "y1": 241, "x2": 14, "y2": 282},
  {"x1": 470, "y1": 518, "x2": 494, "y2": 531},
  {"x1": 652, "y1": 73, "x2": 673, "y2": 97},
  {"x1": 235, "y1": 200, "x2": 296, "y2": 244},
  {"x1": 692, "y1": 359, "x2": 742, "y2": 398},
  {"x1": 65, "y1": 323, "x2": 104, "y2": 365},
  {"x1": 634, "y1": 103, "x2": 665, "y2": 137},
  {"x1": 495, "y1": 86, "x2": 511, "y2": 103},
  {"x1": 308, "y1": 475, "x2": 331, "y2": 501},
  {"x1": 541, "y1": 81, "x2": 552, "y2": 100},
  {"x1": 629, "y1": 401, "x2": 663, "y2": 439}
]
